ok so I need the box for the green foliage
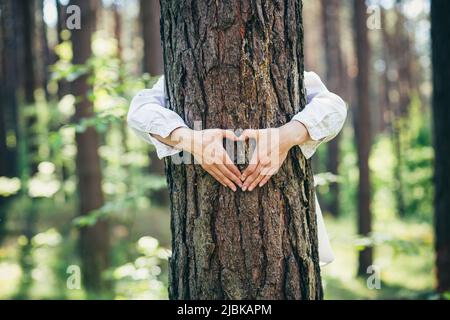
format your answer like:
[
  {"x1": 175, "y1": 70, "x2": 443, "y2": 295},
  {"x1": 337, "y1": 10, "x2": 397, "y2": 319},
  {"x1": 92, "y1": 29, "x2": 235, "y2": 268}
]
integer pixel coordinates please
[
  {"x1": 314, "y1": 172, "x2": 340, "y2": 187},
  {"x1": 110, "y1": 236, "x2": 169, "y2": 300},
  {"x1": 322, "y1": 215, "x2": 434, "y2": 300},
  {"x1": 0, "y1": 31, "x2": 169, "y2": 300},
  {"x1": 0, "y1": 3, "x2": 439, "y2": 300},
  {"x1": 73, "y1": 175, "x2": 167, "y2": 228},
  {"x1": 0, "y1": 177, "x2": 21, "y2": 197},
  {"x1": 353, "y1": 233, "x2": 424, "y2": 256},
  {"x1": 400, "y1": 95, "x2": 434, "y2": 220},
  {"x1": 316, "y1": 125, "x2": 358, "y2": 218}
]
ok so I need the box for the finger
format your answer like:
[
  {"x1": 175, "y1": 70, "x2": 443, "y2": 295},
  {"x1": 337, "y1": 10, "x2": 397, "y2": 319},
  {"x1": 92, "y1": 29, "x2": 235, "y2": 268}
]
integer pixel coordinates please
[
  {"x1": 218, "y1": 164, "x2": 242, "y2": 188},
  {"x1": 259, "y1": 166, "x2": 277, "y2": 187},
  {"x1": 205, "y1": 168, "x2": 226, "y2": 188},
  {"x1": 242, "y1": 153, "x2": 258, "y2": 181},
  {"x1": 226, "y1": 162, "x2": 242, "y2": 180},
  {"x1": 222, "y1": 130, "x2": 239, "y2": 141},
  {"x1": 204, "y1": 165, "x2": 228, "y2": 188},
  {"x1": 211, "y1": 167, "x2": 237, "y2": 192},
  {"x1": 242, "y1": 163, "x2": 257, "y2": 182},
  {"x1": 238, "y1": 129, "x2": 258, "y2": 141},
  {"x1": 219, "y1": 147, "x2": 241, "y2": 171},
  {"x1": 242, "y1": 163, "x2": 262, "y2": 191},
  {"x1": 223, "y1": 153, "x2": 241, "y2": 179},
  {"x1": 259, "y1": 174, "x2": 273, "y2": 188},
  {"x1": 261, "y1": 166, "x2": 277, "y2": 176},
  {"x1": 248, "y1": 173, "x2": 265, "y2": 192}
]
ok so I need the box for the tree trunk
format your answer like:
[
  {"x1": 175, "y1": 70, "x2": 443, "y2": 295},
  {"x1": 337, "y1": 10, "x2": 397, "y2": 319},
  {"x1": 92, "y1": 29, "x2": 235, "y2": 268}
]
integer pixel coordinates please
[
  {"x1": 353, "y1": 0, "x2": 373, "y2": 276},
  {"x1": 303, "y1": 0, "x2": 323, "y2": 173},
  {"x1": 0, "y1": 2, "x2": 10, "y2": 243},
  {"x1": 20, "y1": 0, "x2": 36, "y2": 104},
  {"x1": 321, "y1": 0, "x2": 344, "y2": 217},
  {"x1": 56, "y1": 0, "x2": 69, "y2": 99},
  {"x1": 140, "y1": 0, "x2": 169, "y2": 205},
  {"x1": 0, "y1": 0, "x2": 21, "y2": 244},
  {"x1": 0, "y1": 94, "x2": 8, "y2": 244},
  {"x1": 18, "y1": 0, "x2": 41, "y2": 175},
  {"x1": 303, "y1": 0, "x2": 324, "y2": 77},
  {"x1": 56, "y1": 0, "x2": 66, "y2": 44},
  {"x1": 113, "y1": 3, "x2": 123, "y2": 61},
  {"x1": 71, "y1": 0, "x2": 110, "y2": 297},
  {"x1": 381, "y1": 8, "x2": 407, "y2": 218},
  {"x1": 431, "y1": 0, "x2": 450, "y2": 294},
  {"x1": 14, "y1": 2, "x2": 38, "y2": 298},
  {"x1": 36, "y1": 0, "x2": 50, "y2": 100},
  {"x1": 160, "y1": 0, "x2": 322, "y2": 300},
  {"x1": 141, "y1": 0, "x2": 164, "y2": 75},
  {"x1": 392, "y1": 6, "x2": 412, "y2": 218}
]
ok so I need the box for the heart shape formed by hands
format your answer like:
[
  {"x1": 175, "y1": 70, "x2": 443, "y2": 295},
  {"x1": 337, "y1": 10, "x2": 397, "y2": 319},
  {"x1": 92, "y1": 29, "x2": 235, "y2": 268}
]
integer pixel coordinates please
[
  {"x1": 237, "y1": 128, "x2": 289, "y2": 192},
  {"x1": 168, "y1": 121, "x2": 308, "y2": 192}
]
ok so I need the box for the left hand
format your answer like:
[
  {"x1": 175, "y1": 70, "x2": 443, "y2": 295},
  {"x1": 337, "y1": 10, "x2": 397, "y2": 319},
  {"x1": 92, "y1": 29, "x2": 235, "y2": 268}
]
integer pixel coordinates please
[{"x1": 238, "y1": 121, "x2": 310, "y2": 191}]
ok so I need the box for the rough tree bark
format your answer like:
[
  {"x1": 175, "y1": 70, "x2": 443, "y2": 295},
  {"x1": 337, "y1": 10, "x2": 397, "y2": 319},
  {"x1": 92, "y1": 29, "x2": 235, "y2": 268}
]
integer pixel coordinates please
[
  {"x1": 160, "y1": 0, "x2": 322, "y2": 300},
  {"x1": 431, "y1": 0, "x2": 450, "y2": 294},
  {"x1": 71, "y1": 0, "x2": 110, "y2": 296},
  {"x1": 321, "y1": 0, "x2": 345, "y2": 217},
  {"x1": 353, "y1": 0, "x2": 373, "y2": 276}
]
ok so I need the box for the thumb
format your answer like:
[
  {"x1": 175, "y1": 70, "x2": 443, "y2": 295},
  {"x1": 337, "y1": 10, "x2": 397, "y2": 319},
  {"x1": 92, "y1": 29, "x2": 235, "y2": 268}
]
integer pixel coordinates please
[
  {"x1": 222, "y1": 130, "x2": 239, "y2": 141},
  {"x1": 238, "y1": 129, "x2": 258, "y2": 141}
]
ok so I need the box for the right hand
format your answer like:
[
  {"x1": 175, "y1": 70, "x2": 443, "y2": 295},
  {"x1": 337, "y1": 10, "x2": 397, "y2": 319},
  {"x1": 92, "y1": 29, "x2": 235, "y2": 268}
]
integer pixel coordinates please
[{"x1": 171, "y1": 128, "x2": 242, "y2": 191}]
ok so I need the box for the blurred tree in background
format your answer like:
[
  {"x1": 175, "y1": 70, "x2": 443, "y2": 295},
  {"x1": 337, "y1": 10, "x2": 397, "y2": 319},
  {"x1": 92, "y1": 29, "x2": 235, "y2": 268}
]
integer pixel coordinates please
[
  {"x1": 321, "y1": 0, "x2": 347, "y2": 218},
  {"x1": 353, "y1": 0, "x2": 373, "y2": 277},
  {"x1": 431, "y1": 0, "x2": 450, "y2": 294},
  {"x1": 71, "y1": 0, "x2": 110, "y2": 298}
]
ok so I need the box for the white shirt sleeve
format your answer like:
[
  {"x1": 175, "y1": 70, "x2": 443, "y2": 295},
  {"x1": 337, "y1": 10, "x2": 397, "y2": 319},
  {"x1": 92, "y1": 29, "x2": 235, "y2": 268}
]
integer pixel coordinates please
[
  {"x1": 127, "y1": 76, "x2": 188, "y2": 159},
  {"x1": 292, "y1": 71, "x2": 347, "y2": 159},
  {"x1": 127, "y1": 72, "x2": 347, "y2": 160}
]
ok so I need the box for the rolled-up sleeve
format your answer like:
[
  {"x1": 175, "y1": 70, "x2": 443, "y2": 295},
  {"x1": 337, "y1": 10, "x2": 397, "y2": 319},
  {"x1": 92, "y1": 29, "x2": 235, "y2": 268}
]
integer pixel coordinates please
[
  {"x1": 127, "y1": 76, "x2": 188, "y2": 159},
  {"x1": 292, "y1": 71, "x2": 347, "y2": 159}
]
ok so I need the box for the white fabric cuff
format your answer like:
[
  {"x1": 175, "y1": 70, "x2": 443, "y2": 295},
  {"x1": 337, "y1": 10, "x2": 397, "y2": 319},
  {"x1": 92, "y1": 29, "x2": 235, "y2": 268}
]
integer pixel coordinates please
[{"x1": 291, "y1": 114, "x2": 326, "y2": 159}]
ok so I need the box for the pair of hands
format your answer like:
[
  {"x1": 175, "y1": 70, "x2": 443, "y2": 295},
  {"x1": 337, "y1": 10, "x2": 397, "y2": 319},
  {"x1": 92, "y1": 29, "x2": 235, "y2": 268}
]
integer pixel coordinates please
[{"x1": 160, "y1": 121, "x2": 310, "y2": 192}]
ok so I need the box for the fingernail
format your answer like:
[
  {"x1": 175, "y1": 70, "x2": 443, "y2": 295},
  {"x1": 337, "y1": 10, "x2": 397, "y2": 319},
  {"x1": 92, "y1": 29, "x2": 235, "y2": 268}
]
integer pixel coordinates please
[{"x1": 242, "y1": 186, "x2": 247, "y2": 191}]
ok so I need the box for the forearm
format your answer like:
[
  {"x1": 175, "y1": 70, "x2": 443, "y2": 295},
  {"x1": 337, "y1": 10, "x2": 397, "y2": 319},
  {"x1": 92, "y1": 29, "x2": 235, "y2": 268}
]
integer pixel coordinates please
[
  {"x1": 151, "y1": 127, "x2": 194, "y2": 151},
  {"x1": 279, "y1": 120, "x2": 311, "y2": 150}
]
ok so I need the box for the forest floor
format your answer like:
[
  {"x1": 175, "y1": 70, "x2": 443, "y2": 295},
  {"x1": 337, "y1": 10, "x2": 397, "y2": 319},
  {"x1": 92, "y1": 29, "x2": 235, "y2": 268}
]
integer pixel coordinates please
[
  {"x1": 321, "y1": 215, "x2": 435, "y2": 300},
  {"x1": 0, "y1": 205, "x2": 435, "y2": 300}
]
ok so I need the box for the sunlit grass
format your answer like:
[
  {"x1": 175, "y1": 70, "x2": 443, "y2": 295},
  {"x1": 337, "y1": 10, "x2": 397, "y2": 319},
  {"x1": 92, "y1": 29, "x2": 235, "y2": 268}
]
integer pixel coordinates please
[
  {"x1": 1, "y1": 204, "x2": 435, "y2": 300},
  {"x1": 322, "y1": 215, "x2": 434, "y2": 300}
]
